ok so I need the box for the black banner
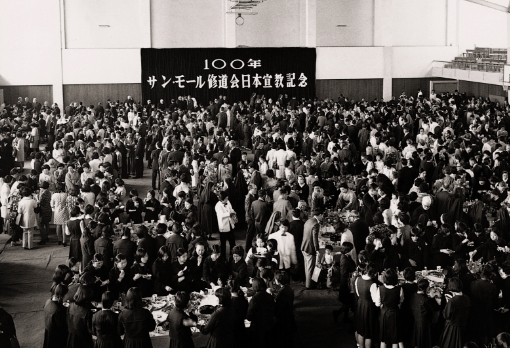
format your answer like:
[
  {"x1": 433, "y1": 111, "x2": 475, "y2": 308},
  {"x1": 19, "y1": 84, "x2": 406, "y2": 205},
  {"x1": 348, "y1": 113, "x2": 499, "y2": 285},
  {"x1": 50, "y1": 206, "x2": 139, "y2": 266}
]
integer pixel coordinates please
[{"x1": 141, "y1": 47, "x2": 316, "y2": 106}]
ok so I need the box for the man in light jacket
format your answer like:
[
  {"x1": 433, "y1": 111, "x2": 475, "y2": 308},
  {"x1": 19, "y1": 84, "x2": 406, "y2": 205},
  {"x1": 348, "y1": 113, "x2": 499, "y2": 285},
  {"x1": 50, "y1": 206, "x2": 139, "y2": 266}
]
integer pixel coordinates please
[
  {"x1": 268, "y1": 219, "x2": 297, "y2": 272},
  {"x1": 17, "y1": 186, "x2": 38, "y2": 250},
  {"x1": 215, "y1": 191, "x2": 236, "y2": 258}
]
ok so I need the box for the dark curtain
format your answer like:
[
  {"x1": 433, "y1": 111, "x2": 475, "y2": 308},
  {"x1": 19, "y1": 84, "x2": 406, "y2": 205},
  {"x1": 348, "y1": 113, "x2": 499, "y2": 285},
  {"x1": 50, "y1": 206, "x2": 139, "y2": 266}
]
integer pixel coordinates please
[{"x1": 141, "y1": 47, "x2": 316, "y2": 106}]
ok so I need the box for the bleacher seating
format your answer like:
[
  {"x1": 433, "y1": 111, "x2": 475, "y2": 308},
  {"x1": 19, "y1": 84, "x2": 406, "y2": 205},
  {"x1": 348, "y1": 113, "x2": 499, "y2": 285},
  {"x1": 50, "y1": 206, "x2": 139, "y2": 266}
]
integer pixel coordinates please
[{"x1": 445, "y1": 47, "x2": 507, "y2": 73}]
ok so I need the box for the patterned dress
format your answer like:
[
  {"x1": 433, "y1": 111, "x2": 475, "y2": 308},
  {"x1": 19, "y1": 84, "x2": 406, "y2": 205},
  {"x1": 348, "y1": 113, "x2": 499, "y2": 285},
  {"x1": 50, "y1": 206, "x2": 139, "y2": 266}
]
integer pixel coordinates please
[
  {"x1": 8, "y1": 189, "x2": 22, "y2": 226},
  {"x1": 51, "y1": 192, "x2": 69, "y2": 225},
  {"x1": 66, "y1": 194, "x2": 80, "y2": 215}
]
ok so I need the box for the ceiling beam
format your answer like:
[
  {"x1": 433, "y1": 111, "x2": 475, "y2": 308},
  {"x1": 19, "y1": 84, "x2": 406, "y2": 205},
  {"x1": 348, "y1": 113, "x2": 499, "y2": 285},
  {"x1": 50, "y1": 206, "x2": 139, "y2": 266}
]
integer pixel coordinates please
[{"x1": 464, "y1": 0, "x2": 509, "y2": 12}]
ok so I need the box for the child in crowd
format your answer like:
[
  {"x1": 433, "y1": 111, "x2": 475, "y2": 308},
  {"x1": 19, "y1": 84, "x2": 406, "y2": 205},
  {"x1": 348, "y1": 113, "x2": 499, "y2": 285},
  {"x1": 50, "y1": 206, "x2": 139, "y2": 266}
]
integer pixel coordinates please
[
  {"x1": 319, "y1": 245, "x2": 336, "y2": 288},
  {"x1": 266, "y1": 238, "x2": 280, "y2": 270},
  {"x1": 245, "y1": 234, "x2": 268, "y2": 263}
]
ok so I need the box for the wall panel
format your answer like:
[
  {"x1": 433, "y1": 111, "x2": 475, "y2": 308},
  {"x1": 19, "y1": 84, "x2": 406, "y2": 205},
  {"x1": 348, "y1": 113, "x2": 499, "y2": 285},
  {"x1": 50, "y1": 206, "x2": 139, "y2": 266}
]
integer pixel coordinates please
[
  {"x1": 392, "y1": 78, "x2": 453, "y2": 98},
  {"x1": 63, "y1": 84, "x2": 142, "y2": 109},
  {"x1": 459, "y1": 81, "x2": 505, "y2": 98},
  {"x1": 316, "y1": 79, "x2": 383, "y2": 102},
  {"x1": 1, "y1": 85, "x2": 53, "y2": 105}
]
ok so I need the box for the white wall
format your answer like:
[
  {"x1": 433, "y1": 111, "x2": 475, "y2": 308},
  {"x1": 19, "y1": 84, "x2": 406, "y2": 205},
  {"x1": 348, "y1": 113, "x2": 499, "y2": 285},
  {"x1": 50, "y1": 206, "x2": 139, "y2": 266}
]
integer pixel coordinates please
[
  {"x1": 0, "y1": 0, "x2": 61, "y2": 86},
  {"x1": 316, "y1": 46, "x2": 459, "y2": 80},
  {"x1": 316, "y1": 0, "x2": 374, "y2": 47},
  {"x1": 151, "y1": 0, "x2": 225, "y2": 48},
  {"x1": 316, "y1": 47, "x2": 385, "y2": 79},
  {"x1": 392, "y1": 0, "x2": 447, "y2": 46},
  {"x1": 458, "y1": 1, "x2": 507, "y2": 52},
  {"x1": 235, "y1": 0, "x2": 302, "y2": 47},
  {"x1": 62, "y1": 50, "x2": 141, "y2": 84},
  {"x1": 63, "y1": 0, "x2": 150, "y2": 49},
  {"x1": 392, "y1": 46, "x2": 459, "y2": 77}
]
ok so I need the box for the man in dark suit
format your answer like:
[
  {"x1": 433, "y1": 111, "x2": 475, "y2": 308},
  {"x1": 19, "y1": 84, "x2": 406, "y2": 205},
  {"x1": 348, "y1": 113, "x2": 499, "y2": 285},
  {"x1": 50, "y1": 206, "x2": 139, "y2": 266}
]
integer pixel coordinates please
[
  {"x1": 363, "y1": 183, "x2": 379, "y2": 215},
  {"x1": 245, "y1": 185, "x2": 258, "y2": 250},
  {"x1": 397, "y1": 158, "x2": 417, "y2": 194},
  {"x1": 64, "y1": 102, "x2": 75, "y2": 118},
  {"x1": 217, "y1": 107, "x2": 228, "y2": 129},
  {"x1": 301, "y1": 131, "x2": 314, "y2": 159},
  {"x1": 114, "y1": 138, "x2": 128, "y2": 179},
  {"x1": 289, "y1": 209, "x2": 305, "y2": 282},
  {"x1": 212, "y1": 144, "x2": 226, "y2": 164},
  {"x1": 94, "y1": 102, "x2": 105, "y2": 117},
  {"x1": 349, "y1": 210, "x2": 369, "y2": 254},
  {"x1": 249, "y1": 191, "x2": 270, "y2": 236},
  {"x1": 301, "y1": 209, "x2": 323, "y2": 289},
  {"x1": 32, "y1": 98, "x2": 42, "y2": 114},
  {"x1": 167, "y1": 143, "x2": 185, "y2": 164},
  {"x1": 248, "y1": 162, "x2": 263, "y2": 190},
  {"x1": 229, "y1": 141, "x2": 242, "y2": 176}
]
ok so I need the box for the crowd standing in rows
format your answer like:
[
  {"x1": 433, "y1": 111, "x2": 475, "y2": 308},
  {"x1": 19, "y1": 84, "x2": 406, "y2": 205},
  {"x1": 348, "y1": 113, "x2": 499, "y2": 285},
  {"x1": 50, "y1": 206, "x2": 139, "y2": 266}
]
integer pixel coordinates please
[{"x1": 1, "y1": 91, "x2": 510, "y2": 348}]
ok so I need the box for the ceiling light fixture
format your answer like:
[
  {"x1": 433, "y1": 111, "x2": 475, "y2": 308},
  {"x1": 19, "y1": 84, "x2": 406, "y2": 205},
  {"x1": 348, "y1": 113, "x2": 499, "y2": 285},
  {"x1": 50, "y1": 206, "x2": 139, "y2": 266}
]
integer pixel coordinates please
[{"x1": 236, "y1": 13, "x2": 244, "y2": 25}]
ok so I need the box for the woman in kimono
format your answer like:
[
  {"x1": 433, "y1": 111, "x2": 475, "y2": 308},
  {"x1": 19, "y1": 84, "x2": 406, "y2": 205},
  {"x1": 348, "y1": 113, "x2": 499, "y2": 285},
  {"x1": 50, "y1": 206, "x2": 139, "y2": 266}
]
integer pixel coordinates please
[
  {"x1": 13, "y1": 132, "x2": 25, "y2": 169},
  {"x1": 29, "y1": 122, "x2": 39, "y2": 155},
  {"x1": 200, "y1": 181, "x2": 219, "y2": 240},
  {"x1": 232, "y1": 168, "x2": 249, "y2": 226}
]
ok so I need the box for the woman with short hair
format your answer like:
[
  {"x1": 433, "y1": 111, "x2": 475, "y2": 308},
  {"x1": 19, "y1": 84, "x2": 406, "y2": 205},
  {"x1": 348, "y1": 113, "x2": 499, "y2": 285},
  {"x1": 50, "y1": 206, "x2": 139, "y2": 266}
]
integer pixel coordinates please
[
  {"x1": 199, "y1": 287, "x2": 236, "y2": 348},
  {"x1": 67, "y1": 285, "x2": 95, "y2": 348},
  {"x1": 51, "y1": 182, "x2": 69, "y2": 246},
  {"x1": 43, "y1": 283, "x2": 68, "y2": 348},
  {"x1": 374, "y1": 268, "x2": 404, "y2": 348},
  {"x1": 246, "y1": 277, "x2": 275, "y2": 348},
  {"x1": 167, "y1": 291, "x2": 197, "y2": 348},
  {"x1": 118, "y1": 287, "x2": 156, "y2": 348},
  {"x1": 152, "y1": 246, "x2": 172, "y2": 296},
  {"x1": 440, "y1": 277, "x2": 471, "y2": 348}
]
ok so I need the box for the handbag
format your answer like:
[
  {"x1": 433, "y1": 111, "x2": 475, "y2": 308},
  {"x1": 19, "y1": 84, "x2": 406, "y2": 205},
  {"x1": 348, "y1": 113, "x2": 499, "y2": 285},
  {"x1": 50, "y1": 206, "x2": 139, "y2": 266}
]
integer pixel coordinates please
[
  {"x1": 311, "y1": 264, "x2": 322, "y2": 283},
  {"x1": 64, "y1": 223, "x2": 71, "y2": 236},
  {"x1": 229, "y1": 213, "x2": 238, "y2": 227},
  {"x1": 15, "y1": 213, "x2": 23, "y2": 226},
  {"x1": 10, "y1": 336, "x2": 21, "y2": 348}
]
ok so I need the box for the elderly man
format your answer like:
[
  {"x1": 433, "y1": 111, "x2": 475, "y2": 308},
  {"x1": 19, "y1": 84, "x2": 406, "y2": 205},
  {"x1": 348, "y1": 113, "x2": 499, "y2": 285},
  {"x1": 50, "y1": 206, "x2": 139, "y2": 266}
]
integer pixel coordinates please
[{"x1": 411, "y1": 195, "x2": 434, "y2": 225}]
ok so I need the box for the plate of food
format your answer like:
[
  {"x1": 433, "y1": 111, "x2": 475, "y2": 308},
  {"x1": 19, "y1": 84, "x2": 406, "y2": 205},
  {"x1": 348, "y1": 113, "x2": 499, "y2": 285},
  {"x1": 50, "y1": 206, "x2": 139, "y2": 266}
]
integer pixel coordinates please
[
  {"x1": 151, "y1": 300, "x2": 167, "y2": 310},
  {"x1": 152, "y1": 310, "x2": 168, "y2": 323},
  {"x1": 199, "y1": 305, "x2": 217, "y2": 315}
]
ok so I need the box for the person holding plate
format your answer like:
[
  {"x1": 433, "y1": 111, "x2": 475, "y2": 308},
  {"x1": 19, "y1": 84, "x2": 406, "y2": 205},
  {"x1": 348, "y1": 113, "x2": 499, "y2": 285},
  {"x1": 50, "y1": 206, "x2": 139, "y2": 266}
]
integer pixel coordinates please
[
  {"x1": 199, "y1": 287, "x2": 236, "y2": 348},
  {"x1": 118, "y1": 287, "x2": 156, "y2": 348},
  {"x1": 167, "y1": 291, "x2": 197, "y2": 348}
]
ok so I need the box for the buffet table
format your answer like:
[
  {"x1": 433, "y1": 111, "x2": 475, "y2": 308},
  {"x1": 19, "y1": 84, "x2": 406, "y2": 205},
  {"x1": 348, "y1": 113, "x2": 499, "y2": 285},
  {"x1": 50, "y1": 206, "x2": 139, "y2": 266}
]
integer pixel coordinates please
[{"x1": 90, "y1": 291, "x2": 217, "y2": 346}]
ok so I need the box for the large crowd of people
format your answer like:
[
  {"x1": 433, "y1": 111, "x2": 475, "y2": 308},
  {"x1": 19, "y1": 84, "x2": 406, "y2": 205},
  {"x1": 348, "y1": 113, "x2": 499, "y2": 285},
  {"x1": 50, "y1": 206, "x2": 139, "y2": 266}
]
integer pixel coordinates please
[{"x1": 1, "y1": 90, "x2": 510, "y2": 348}]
